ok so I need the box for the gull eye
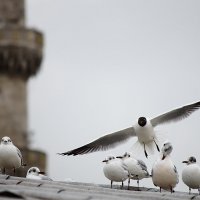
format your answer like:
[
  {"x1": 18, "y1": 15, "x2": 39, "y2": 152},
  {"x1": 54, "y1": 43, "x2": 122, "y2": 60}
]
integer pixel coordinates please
[{"x1": 33, "y1": 169, "x2": 36, "y2": 172}]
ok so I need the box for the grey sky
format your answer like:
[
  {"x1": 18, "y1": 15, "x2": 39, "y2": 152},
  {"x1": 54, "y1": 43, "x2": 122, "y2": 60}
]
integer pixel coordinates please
[{"x1": 26, "y1": 0, "x2": 200, "y2": 192}]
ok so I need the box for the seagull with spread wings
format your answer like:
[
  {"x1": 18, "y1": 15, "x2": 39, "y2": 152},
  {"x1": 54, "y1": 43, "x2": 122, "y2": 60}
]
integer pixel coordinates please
[{"x1": 58, "y1": 101, "x2": 200, "y2": 158}]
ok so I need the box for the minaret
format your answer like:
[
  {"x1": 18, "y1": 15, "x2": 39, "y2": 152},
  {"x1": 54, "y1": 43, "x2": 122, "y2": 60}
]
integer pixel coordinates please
[{"x1": 0, "y1": 0, "x2": 46, "y2": 176}]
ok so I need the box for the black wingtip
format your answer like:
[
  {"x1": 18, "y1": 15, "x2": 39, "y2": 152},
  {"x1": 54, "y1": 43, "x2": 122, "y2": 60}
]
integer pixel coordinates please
[{"x1": 57, "y1": 151, "x2": 77, "y2": 156}]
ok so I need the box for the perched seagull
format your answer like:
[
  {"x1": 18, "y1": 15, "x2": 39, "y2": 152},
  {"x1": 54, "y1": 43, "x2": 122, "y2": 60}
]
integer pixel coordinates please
[
  {"x1": 152, "y1": 142, "x2": 179, "y2": 193},
  {"x1": 26, "y1": 167, "x2": 52, "y2": 181},
  {"x1": 58, "y1": 101, "x2": 200, "y2": 158},
  {"x1": 0, "y1": 136, "x2": 25, "y2": 174},
  {"x1": 102, "y1": 155, "x2": 129, "y2": 188},
  {"x1": 182, "y1": 156, "x2": 200, "y2": 194},
  {"x1": 116, "y1": 152, "x2": 150, "y2": 190}
]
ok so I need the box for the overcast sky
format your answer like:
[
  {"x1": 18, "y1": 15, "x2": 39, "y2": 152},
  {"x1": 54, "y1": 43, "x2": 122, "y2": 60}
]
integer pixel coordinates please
[{"x1": 26, "y1": 0, "x2": 200, "y2": 192}]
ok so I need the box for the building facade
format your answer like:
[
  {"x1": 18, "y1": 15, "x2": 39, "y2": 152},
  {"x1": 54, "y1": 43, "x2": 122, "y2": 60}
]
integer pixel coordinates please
[{"x1": 0, "y1": 0, "x2": 46, "y2": 176}]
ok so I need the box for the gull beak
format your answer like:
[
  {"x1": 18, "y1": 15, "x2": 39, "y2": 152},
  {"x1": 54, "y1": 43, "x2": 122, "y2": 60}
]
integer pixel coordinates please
[
  {"x1": 182, "y1": 161, "x2": 188, "y2": 164},
  {"x1": 38, "y1": 172, "x2": 45, "y2": 175},
  {"x1": 102, "y1": 160, "x2": 107, "y2": 162}
]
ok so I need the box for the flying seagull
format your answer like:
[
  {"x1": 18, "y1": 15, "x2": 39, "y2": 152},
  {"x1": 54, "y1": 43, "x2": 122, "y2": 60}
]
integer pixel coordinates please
[{"x1": 58, "y1": 100, "x2": 200, "y2": 158}]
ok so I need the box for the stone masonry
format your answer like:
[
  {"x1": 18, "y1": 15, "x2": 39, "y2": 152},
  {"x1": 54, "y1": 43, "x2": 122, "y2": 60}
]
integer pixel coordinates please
[{"x1": 0, "y1": 0, "x2": 46, "y2": 176}]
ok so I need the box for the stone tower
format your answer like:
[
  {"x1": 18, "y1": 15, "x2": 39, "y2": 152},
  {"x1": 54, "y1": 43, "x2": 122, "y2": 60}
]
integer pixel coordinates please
[{"x1": 0, "y1": 0, "x2": 46, "y2": 176}]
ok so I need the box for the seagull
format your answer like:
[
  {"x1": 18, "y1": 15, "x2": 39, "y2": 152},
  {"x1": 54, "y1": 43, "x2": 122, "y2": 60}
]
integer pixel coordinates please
[
  {"x1": 0, "y1": 136, "x2": 26, "y2": 175},
  {"x1": 58, "y1": 100, "x2": 200, "y2": 158},
  {"x1": 152, "y1": 142, "x2": 179, "y2": 193},
  {"x1": 182, "y1": 156, "x2": 200, "y2": 194},
  {"x1": 26, "y1": 167, "x2": 52, "y2": 181},
  {"x1": 102, "y1": 155, "x2": 129, "y2": 188},
  {"x1": 116, "y1": 152, "x2": 150, "y2": 190}
]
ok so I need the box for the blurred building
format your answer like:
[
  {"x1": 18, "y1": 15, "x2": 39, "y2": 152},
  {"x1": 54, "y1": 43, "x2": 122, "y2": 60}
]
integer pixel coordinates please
[{"x1": 0, "y1": 0, "x2": 46, "y2": 176}]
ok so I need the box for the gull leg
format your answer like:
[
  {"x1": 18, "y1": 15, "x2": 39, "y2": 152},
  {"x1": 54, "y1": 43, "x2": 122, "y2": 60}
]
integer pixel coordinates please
[
  {"x1": 3, "y1": 168, "x2": 5, "y2": 174},
  {"x1": 121, "y1": 181, "x2": 124, "y2": 189},
  {"x1": 153, "y1": 140, "x2": 160, "y2": 152},
  {"x1": 198, "y1": 188, "x2": 200, "y2": 195},
  {"x1": 137, "y1": 179, "x2": 140, "y2": 191},
  {"x1": 170, "y1": 186, "x2": 174, "y2": 193},
  {"x1": 144, "y1": 143, "x2": 148, "y2": 158},
  {"x1": 111, "y1": 180, "x2": 113, "y2": 188},
  {"x1": 160, "y1": 187, "x2": 161, "y2": 193},
  {"x1": 13, "y1": 168, "x2": 16, "y2": 175},
  {"x1": 189, "y1": 188, "x2": 191, "y2": 195},
  {"x1": 128, "y1": 178, "x2": 130, "y2": 190}
]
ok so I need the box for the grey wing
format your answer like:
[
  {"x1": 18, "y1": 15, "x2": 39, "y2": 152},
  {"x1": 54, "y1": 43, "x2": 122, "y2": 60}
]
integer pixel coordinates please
[
  {"x1": 150, "y1": 101, "x2": 200, "y2": 127},
  {"x1": 173, "y1": 165, "x2": 179, "y2": 184},
  {"x1": 137, "y1": 159, "x2": 147, "y2": 171},
  {"x1": 16, "y1": 147, "x2": 24, "y2": 166},
  {"x1": 121, "y1": 162, "x2": 129, "y2": 172},
  {"x1": 58, "y1": 127, "x2": 135, "y2": 156}
]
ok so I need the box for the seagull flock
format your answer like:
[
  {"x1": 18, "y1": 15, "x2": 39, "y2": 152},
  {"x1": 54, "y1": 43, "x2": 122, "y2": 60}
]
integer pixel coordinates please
[{"x1": 0, "y1": 100, "x2": 200, "y2": 194}]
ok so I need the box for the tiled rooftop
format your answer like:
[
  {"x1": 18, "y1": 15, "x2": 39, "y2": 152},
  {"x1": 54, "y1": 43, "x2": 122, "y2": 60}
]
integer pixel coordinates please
[{"x1": 0, "y1": 174, "x2": 199, "y2": 200}]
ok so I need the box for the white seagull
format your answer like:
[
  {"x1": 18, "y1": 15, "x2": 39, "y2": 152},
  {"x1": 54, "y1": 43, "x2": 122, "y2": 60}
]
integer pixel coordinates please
[
  {"x1": 26, "y1": 167, "x2": 52, "y2": 181},
  {"x1": 0, "y1": 136, "x2": 25, "y2": 174},
  {"x1": 152, "y1": 142, "x2": 179, "y2": 193},
  {"x1": 182, "y1": 156, "x2": 200, "y2": 194},
  {"x1": 116, "y1": 152, "x2": 150, "y2": 190},
  {"x1": 58, "y1": 101, "x2": 200, "y2": 158},
  {"x1": 102, "y1": 156, "x2": 129, "y2": 188}
]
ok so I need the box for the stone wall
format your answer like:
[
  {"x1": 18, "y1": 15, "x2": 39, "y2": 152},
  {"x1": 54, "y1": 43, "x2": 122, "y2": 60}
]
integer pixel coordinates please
[{"x1": 0, "y1": 74, "x2": 28, "y2": 148}]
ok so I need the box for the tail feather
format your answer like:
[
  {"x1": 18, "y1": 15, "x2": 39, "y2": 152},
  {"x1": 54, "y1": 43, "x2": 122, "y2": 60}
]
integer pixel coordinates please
[
  {"x1": 129, "y1": 140, "x2": 143, "y2": 157},
  {"x1": 129, "y1": 140, "x2": 155, "y2": 157},
  {"x1": 145, "y1": 141, "x2": 155, "y2": 155},
  {"x1": 129, "y1": 133, "x2": 167, "y2": 158}
]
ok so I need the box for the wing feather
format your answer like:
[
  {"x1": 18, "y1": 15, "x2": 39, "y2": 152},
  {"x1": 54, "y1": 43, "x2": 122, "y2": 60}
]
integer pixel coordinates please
[
  {"x1": 16, "y1": 147, "x2": 25, "y2": 166},
  {"x1": 150, "y1": 101, "x2": 200, "y2": 127},
  {"x1": 58, "y1": 127, "x2": 135, "y2": 156}
]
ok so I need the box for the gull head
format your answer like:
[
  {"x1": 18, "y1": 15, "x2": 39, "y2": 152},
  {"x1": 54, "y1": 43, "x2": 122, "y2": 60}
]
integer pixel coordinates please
[
  {"x1": 182, "y1": 156, "x2": 197, "y2": 165},
  {"x1": 27, "y1": 167, "x2": 44, "y2": 176},
  {"x1": 138, "y1": 117, "x2": 147, "y2": 127},
  {"x1": 1, "y1": 136, "x2": 12, "y2": 145},
  {"x1": 161, "y1": 142, "x2": 173, "y2": 159},
  {"x1": 102, "y1": 155, "x2": 115, "y2": 163},
  {"x1": 116, "y1": 152, "x2": 131, "y2": 159}
]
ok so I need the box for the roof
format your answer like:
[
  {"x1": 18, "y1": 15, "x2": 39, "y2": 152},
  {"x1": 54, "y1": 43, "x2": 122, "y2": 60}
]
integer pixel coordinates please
[{"x1": 0, "y1": 174, "x2": 198, "y2": 200}]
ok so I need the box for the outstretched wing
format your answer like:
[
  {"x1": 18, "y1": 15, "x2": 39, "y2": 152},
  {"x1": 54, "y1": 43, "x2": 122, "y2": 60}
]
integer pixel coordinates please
[
  {"x1": 58, "y1": 127, "x2": 135, "y2": 156},
  {"x1": 150, "y1": 101, "x2": 200, "y2": 127}
]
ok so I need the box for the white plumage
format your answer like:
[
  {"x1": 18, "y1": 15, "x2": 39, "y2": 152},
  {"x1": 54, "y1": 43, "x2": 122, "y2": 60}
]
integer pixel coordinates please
[
  {"x1": 102, "y1": 156, "x2": 129, "y2": 188},
  {"x1": 0, "y1": 136, "x2": 24, "y2": 174},
  {"x1": 26, "y1": 167, "x2": 52, "y2": 181},
  {"x1": 182, "y1": 156, "x2": 200, "y2": 194},
  {"x1": 117, "y1": 152, "x2": 150, "y2": 189},
  {"x1": 152, "y1": 142, "x2": 179, "y2": 193}
]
